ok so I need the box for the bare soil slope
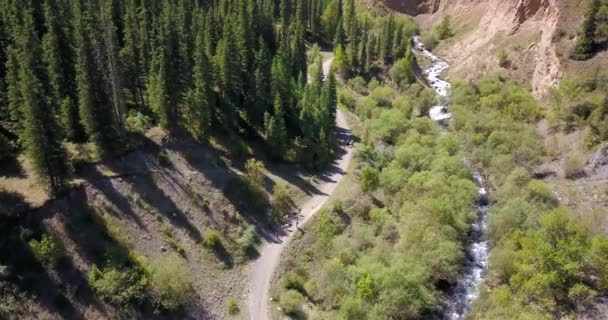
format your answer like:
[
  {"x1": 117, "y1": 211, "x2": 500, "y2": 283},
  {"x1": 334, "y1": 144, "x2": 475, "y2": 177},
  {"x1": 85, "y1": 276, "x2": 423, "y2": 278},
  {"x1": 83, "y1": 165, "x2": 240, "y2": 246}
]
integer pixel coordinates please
[
  {"x1": 383, "y1": 0, "x2": 608, "y2": 97},
  {"x1": 1, "y1": 130, "x2": 327, "y2": 319}
]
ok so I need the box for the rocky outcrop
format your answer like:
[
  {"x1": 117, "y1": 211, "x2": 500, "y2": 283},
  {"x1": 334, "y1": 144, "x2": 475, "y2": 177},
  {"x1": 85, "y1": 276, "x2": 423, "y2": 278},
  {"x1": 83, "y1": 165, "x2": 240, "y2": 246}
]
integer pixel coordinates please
[
  {"x1": 386, "y1": 0, "x2": 563, "y2": 97},
  {"x1": 382, "y1": 0, "x2": 441, "y2": 16}
]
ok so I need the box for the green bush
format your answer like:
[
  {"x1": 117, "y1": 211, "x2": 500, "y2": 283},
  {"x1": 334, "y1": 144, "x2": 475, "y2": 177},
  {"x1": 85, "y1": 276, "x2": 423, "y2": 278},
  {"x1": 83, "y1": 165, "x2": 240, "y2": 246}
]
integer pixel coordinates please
[
  {"x1": 368, "y1": 78, "x2": 380, "y2": 91},
  {"x1": 389, "y1": 56, "x2": 415, "y2": 86},
  {"x1": 282, "y1": 273, "x2": 306, "y2": 292},
  {"x1": 272, "y1": 183, "x2": 293, "y2": 218},
  {"x1": 435, "y1": 16, "x2": 454, "y2": 40},
  {"x1": 226, "y1": 298, "x2": 240, "y2": 315},
  {"x1": 347, "y1": 76, "x2": 367, "y2": 94},
  {"x1": 149, "y1": 255, "x2": 193, "y2": 310},
  {"x1": 125, "y1": 109, "x2": 152, "y2": 134},
  {"x1": 245, "y1": 158, "x2": 265, "y2": 189},
  {"x1": 497, "y1": 48, "x2": 509, "y2": 68},
  {"x1": 89, "y1": 264, "x2": 148, "y2": 304},
  {"x1": 202, "y1": 229, "x2": 221, "y2": 248},
  {"x1": 563, "y1": 152, "x2": 586, "y2": 179},
  {"x1": 339, "y1": 88, "x2": 357, "y2": 110},
  {"x1": 355, "y1": 96, "x2": 378, "y2": 119},
  {"x1": 339, "y1": 297, "x2": 366, "y2": 319},
  {"x1": 279, "y1": 289, "x2": 305, "y2": 315},
  {"x1": 237, "y1": 225, "x2": 258, "y2": 253},
  {"x1": 369, "y1": 87, "x2": 396, "y2": 107},
  {"x1": 359, "y1": 165, "x2": 379, "y2": 192},
  {"x1": 29, "y1": 234, "x2": 66, "y2": 266},
  {"x1": 421, "y1": 30, "x2": 439, "y2": 50}
]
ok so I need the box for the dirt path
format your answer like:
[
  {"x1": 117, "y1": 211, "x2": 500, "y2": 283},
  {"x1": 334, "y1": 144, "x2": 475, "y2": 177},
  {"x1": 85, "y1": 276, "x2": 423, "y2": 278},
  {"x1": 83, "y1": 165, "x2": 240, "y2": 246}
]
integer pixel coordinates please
[{"x1": 246, "y1": 55, "x2": 353, "y2": 320}]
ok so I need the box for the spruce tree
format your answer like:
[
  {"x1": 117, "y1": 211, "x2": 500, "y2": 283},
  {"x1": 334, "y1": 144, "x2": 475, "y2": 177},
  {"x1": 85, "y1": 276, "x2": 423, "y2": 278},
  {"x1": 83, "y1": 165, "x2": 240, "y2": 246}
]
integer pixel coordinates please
[
  {"x1": 181, "y1": 27, "x2": 212, "y2": 140},
  {"x1": 266, "y1": 94, "x2": 288, "y2": 159},
  {"x1": 253, "y1": 37, "x2": 272, "y2": 128},
  {"x1": 120, "y1": 0, "x2": 146, "y2": 109},
  {"x1": 572, "y1": 0, "x2": 600, "y2": 60},
  {"x1": 148, "y1": 48, "x2": 171, "y2": 130},
  {"x1": 5, "y1": 46, "x2": 22, "y2": 125},
  {"x1": 17, "y1": 12, "x2": 70, "y2": 195},
  {"x1": 73, "y1": 0, "x2": 115, "y2": 153}
]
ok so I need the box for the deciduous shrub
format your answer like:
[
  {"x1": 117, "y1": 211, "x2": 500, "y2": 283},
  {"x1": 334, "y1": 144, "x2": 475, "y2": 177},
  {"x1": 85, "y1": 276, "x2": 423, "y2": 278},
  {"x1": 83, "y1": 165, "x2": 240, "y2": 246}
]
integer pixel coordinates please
[
  {"x1": 279, "y1": 289, "x2": 305, "y2": 315},
  {"x1": 89, "y1": 264, "x2": 148, "y2": 304},
  {"x1": 245, "y1": 159, "x2": 265, "y2": 189},
  {"x1": 149, "y1": 255, "x2": 193, "y2": 310},
  {"x1": 28, "y1": 234, "x2": 65, "y2": 266},
  {"x1": 237, "y1": 226, "x2": 258, "y2": 253},
  {"x1": 282, "y1": 273, "x2": 306, "y2": 292},
  {"x1": 202, "y1": 229, "x2": 221, "y2": 248},
  {"x1": 359, "y1": 165, "x2": 379, "y2": 192},
  {"x1": 226, "y1": 299, "x2": 239, "y2": 315}
]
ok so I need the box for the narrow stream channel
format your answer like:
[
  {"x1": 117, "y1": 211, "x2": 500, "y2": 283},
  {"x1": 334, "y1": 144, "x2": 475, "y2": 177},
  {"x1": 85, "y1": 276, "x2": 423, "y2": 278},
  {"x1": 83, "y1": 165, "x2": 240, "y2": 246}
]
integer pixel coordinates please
[{"x1": 412, "y1": 36, "x2": 490, "y2": 320}]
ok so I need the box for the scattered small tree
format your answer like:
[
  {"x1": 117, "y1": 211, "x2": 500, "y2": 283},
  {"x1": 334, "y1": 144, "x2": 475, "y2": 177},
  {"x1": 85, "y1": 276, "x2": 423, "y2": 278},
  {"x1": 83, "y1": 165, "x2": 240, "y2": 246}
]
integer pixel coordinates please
[
  {"x1": 497, "y1": 49, "x2": 510, "y2": 68},
  {"x1": 435, "y1": 16, "x2": 454, "y2": 40},
  {"x1": 245, "y1": 159, "x2": 265, "y2": 189},
  {"x1": 572, "y1": 0, "x2": 601, "y2": 60}
]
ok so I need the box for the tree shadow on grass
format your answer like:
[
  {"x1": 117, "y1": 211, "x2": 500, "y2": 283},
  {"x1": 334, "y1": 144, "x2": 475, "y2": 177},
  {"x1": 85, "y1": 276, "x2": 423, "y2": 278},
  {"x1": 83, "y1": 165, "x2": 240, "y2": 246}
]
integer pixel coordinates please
[
  {"x1": 26, "y1": 187, "x2": 211, "y2": 319},
  {"x1": 208, "y1": 242, "x2": 234, "y2": 269},
  {"x1": 0, "y1": 190, "x2": 87, "y2": 320},
  {"x1": 83, "y1": 166, "x2": 147, "y2": 230}
]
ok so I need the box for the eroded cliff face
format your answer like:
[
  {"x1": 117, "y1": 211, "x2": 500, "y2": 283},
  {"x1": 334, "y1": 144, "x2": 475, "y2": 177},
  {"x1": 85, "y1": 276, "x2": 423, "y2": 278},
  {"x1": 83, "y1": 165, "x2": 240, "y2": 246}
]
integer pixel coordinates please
[
  {"x1": 386, "y1": 0, "x2": 568, "y2": 97},
  {"x1": 382, "y1": 0, "x2": 441, "y2": 16}
]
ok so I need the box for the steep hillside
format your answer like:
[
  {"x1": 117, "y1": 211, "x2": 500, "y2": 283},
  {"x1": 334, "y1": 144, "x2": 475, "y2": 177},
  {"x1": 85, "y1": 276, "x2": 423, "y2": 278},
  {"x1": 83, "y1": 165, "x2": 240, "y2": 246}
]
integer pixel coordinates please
[{"x1": 385, "y1": 0, "x2": 608, "y2": 97}]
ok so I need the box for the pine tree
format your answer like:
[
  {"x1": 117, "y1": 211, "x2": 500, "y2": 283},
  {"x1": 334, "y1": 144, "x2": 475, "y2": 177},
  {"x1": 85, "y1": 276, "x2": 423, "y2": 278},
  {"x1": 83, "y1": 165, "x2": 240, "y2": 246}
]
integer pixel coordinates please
[
  {"x1": 266, "y1": 94, "x2": 288, "y2": 159},
  {"x1": 100, "y1": 0, "x2": 126, "y2": 137},
  {"x1": 334, "y1": 17, "x2": 345, "y2": 47},
  {"x1": 120, "y1": 0, "x2": 146, "y2": 109},
  {"x1": 5, "y1": 46, "x2": 22, "y2": 124},
  {"x1": 17, "y1": 12, "x2": 70, "y2": 195},
  {"x1": 148, "y1": 48, "x2": 171, "y2": 130},
  {"x1": 252, "y1": 37, "x2": 272, "y2": 128},
  {"x1": 181, "y1": 26, "x2": 212, "y2": 140},
  {"x1": 42, "y1": 0, "x2": 83, "y2": 141},
  {"x1": 73, "y1": 0, "x2": 116, "y2": 153},
  {"x1": 572, "y1": 0, "x2": 600, "y2": 60}
]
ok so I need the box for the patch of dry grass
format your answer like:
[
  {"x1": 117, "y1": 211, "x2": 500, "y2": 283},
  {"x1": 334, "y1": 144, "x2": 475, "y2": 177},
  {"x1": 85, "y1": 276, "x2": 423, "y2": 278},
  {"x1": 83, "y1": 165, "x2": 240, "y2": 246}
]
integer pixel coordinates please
[{"x1": 0, "y1": 155, "x2": 49, "y2": 207}]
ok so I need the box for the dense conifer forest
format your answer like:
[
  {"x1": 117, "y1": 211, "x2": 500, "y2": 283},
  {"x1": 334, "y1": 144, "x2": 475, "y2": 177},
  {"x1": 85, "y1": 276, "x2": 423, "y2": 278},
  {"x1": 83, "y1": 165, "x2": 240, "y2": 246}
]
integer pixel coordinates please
[{"x1": 0, "y1": 0, "x2": 419, "y2": 194}]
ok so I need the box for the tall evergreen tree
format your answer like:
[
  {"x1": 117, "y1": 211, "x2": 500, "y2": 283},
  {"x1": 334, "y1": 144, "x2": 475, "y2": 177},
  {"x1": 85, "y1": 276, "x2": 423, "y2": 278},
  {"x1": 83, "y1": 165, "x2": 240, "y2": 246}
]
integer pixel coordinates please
[
  {"x1": 73, "y1": 0, "x2": 116, "y2": 153},
  {"x1": 265, "y1": 94, "x2": 288, "y2": 159},
  {"x1": 181, "y1": 25, "x2": 212, "y2": 140},
  {"x1": 252, "y1": 37, "x2": 272, "y2": 128},
  {"x1": 17, "y1": 11, "x2": 70, "y2": 195},
  {"x1": 148, "y1": 48, "x2": 171, "y2": 130},
  {"x1": 572, "y1": 0, "x2": 601, "y2": 60},
  {"x1": 120, "y1": 0, "x2": 146, "y2": 110}
]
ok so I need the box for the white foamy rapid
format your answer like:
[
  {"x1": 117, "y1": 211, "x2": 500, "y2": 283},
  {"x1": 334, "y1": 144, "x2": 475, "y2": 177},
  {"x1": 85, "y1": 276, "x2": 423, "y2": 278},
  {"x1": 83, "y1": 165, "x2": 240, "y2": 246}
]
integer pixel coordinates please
[
  {"x1": 412, "y1": 36, "x2": 490, "y2": 320},
  {"x1": 412, "y1": 36, "x2": 452, "y2": 122}
]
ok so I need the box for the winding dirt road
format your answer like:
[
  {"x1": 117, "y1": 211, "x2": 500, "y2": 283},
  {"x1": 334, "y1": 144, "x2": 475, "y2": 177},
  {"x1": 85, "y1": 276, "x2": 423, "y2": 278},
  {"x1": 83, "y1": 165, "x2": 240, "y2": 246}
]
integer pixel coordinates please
[{"x1": 247, "y1": 56, "x2": 354, "y2": 320}]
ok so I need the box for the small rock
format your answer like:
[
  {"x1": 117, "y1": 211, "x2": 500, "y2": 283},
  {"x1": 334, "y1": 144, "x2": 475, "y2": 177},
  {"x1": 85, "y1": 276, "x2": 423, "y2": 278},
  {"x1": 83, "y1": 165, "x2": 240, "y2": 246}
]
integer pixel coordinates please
[
  {"x1": 269, "y1": 298, "x2": 274, "y2": 302},
  {"x1": 161, "y1": 246, "x2": 167, "y2": 252}
]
